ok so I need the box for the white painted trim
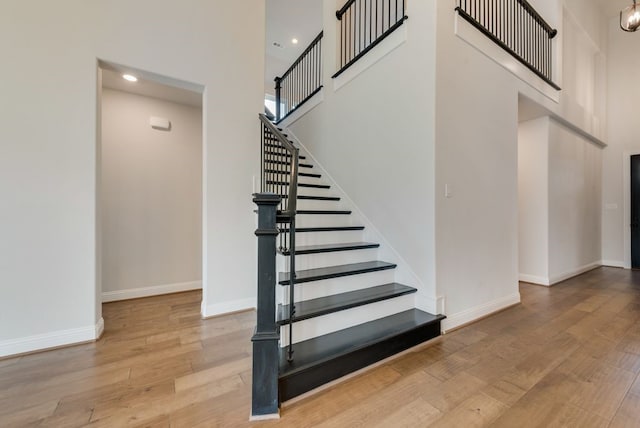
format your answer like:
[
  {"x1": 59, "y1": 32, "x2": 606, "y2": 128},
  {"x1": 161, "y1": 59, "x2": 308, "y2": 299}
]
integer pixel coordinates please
[
  {"x1": 442, "y1": 293, "x2": 521, "y2": 332},
  {"x1": 622, "y1": 150, "x2": 640, "y2": 269},
  {"x1": 548, "y1": 261, "x2": 602, "y2": 285},
  {"x1": 277, "y1": 90, "x2": 324, "y2": 128},
  {"x1": 102, "y1": 281, "x2": 202, "y2": 302},
  {"x1": 333, "y1": 24, "x2": 407, "y2": 92},
  {"x1": 201, "y1": 297, "x2": 255, "y2": 319},
  {"x1": 519, "y1": 273, "x2": 550, "y2": 286},
  {"x1": 455, "y1": 10, "x2": 560, "y2": 103},
  {"x1": 0, "y1": 319, "x2": 103, "y2": 358},
  {"x1": 548, "y1": 114, "x2": 606, "y2": 149},
  {"x1": 601, "y1": 260, "x2": 625, "y2": 269},
  {"x1": 249, "y1": 412, "x2": 280, "y2": 421},
  {"x1": 95, "y1": 317, "x2": 105, "y2": 339}
]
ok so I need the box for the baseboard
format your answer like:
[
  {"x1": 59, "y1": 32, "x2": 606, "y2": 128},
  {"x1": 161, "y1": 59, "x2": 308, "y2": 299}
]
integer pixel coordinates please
[
  {"x1": 601, "y1": 260, "x2": 625, "y2": 269},
  {"x1": 548, "y1": 261, "x2": 601, "y2": 285},
  {"x1": 441, "y1": 293, "x2": 521, "y2": 332},
  {"x1": 102, "y1": 281, "x2": 202, "y2": 303},
  {"x1": 201, "y1": 297, "x2": 255, "y2": 319},
  {"x1": 0, "y1": 318, "x2": 103, "y2": 358},
  {"x1": 519, "y1": 273, "x2": 550, "y2": 286}
]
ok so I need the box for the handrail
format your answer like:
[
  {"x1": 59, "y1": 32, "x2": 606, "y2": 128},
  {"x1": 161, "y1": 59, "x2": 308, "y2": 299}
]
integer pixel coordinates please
[
  {"x1": 259, "y1": 113, "x2": 299, "y2": 216},
  {"x1": 275, "y1": 31, "x2": 323, "y2": 123},
  {"x1": 258, "y1": 113, "x2": 298, "y2": 363},
  {"x1": 516, "y1": 0, "x2": 557, "y2": 37},
  {"x1": 336, "y1": 0, "x2": 356, "y2": 19}
]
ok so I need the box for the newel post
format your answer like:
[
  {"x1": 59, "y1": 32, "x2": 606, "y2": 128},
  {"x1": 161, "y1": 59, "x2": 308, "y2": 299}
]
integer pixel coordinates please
[
  {"x1": 250, "y1": 193, "x2": 281, "y2": 420},
  {"x1": 274, "y1": 77, "x2": 282, "y2": 122}
]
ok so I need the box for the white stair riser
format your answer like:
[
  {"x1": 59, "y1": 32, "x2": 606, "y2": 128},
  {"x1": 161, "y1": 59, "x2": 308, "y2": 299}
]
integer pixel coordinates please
[
  {"x1": 283, "y1": 248, "x2": 379, "y2": 271},
  {"x1": 287, "y1": 230, "x2": 365, "y2": 246},
  {"x1": 296, "y1": 199, "x2": 345, "y2": 211},
  {"x1": 279, "y1": 293, "x2": 416, "y2": 346},
  {"x1": 279, "y1": 269, "x2": 397, "y2": 303},
  {"x1": 295, "y1": 186, "x2": 336, "y2": 197},
  {"x1": 294, "y1": 214, "x2": 356, "y2": 228}
]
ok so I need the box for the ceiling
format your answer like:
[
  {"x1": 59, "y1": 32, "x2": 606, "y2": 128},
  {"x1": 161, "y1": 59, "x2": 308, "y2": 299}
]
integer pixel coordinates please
[{"x1": 100, "y1": 62, "x2": 203, "y2": 108}]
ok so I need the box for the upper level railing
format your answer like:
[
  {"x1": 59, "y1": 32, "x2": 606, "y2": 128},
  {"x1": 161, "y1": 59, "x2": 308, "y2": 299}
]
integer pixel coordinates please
[
  {"x1": 333, "y1": 0, "x2": 408, "y2": 78},
  {"x1": 455, "y1": 0, "x2": 560, "y2": 90},
  {"x1": 275, "y1": 31, "x2": 323, "y2": 124}
]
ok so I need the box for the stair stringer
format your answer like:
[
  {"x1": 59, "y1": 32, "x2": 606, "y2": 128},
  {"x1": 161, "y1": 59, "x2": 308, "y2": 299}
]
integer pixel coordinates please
[{"x1": 285, "y1": 127, "x2": 444, "y2": 316}]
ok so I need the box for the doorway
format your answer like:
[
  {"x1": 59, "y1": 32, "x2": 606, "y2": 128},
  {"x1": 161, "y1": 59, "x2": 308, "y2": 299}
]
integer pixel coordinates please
[
  {"x1": 631, "y1": 155, "x2": 640, "y2": 268},
  {"x1": 97, "y1": 61, "x2": 204, "y2": 305}
]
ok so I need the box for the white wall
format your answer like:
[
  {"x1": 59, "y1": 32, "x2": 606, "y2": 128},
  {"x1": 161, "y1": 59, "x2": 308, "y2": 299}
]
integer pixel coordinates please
[
  {"x1": 601, "y1": 16, "x2": 640, "y2": 267},
  {"x1": 287, "y1": 0, "x2": 439, "y2": 309},
  {"x1": 518, "y1": 117, "x2": 550, "y2": 283},
  {"x1": 434, "y1": 0, "x2": 606, "y2": 328},
  {"x1": 0, "y1": 0, "x2": 264, "y2": 357},
  {"x1": 548, "y1": 119, "x2": 602, "y2": 281},
  {"x1": 101, "y1": 89, "x2": 202, "y2": 301}
]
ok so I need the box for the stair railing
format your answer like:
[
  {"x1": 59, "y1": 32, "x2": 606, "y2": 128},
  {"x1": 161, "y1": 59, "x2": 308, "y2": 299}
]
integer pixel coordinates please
[
  {"x1": 455, "y1": 0, "x2": 560, "y2": 89},
  {"x1": 259, "y1": 113, "x2": 299, "y2": 363},
  {"x1": 333, "y1": 0, "x2": 408, "y2": 78},
  {"x1": 275, "y1": 31, "x2": 323, "y2": 124}
]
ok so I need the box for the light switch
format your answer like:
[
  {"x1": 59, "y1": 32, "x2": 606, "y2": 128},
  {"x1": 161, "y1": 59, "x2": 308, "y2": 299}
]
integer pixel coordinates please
[{"x1": 445, "y1": 184, "x2": 453, "y2": 198}]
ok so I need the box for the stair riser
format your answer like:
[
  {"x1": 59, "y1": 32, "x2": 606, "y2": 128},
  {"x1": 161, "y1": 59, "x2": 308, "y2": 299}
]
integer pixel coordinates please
[
  {"x1": 282, "y1": 248, "x2": 379, "y2": 271},
  {"x1": 295, "y1": 199, "x2": 345, "y2": 211},
  {"x1": 282, "y1": 269, "x2": 397, "y2": 303},
  {"x1": 279, "y1": 320, "x2": 442, "y2": 401},
  {"x1": 294, "y1": 214, "x2": 356, "y2": 228},
  {"x1": 279, "y1": 294, "x2": 415, "y2": 346},
  {"x1": 283, "y1": 230, "x2": 365, "y2": 247},
  {"x1": 294, "y1": 187, "x2": 335, "y2": 197}
]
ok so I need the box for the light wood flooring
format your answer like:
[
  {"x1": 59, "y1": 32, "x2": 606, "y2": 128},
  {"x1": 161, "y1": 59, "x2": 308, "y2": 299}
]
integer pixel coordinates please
[{"x1": 2, "y1": 267, "x2": 640, "y2": 427}]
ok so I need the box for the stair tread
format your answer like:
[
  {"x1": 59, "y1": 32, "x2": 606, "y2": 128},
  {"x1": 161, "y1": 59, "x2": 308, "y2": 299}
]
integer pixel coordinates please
[
  {"x1": 296, "y1": 210, "x2": 351, "y2": 215},
  {"x1": 279, "y1": 309, "x2": 445, "y2": 377},
  {"x1": 277, "y1": 283, "x2": 417, "y2": 325},
  {"x1": 279, "y1": 260, "x2": 396, "y2": 285},
  {"x1": 266, "y1": 181, "x2": 329, "y2": 189},
  {"x1": 280, "y1": 226, "x2": 365, "y2": 233},
  {"x1": 264, "y1": 151, "x2": 306, "y2": 160},
  {"x1": 281, "y1": 241, "x2": 379, "y2": 256}
]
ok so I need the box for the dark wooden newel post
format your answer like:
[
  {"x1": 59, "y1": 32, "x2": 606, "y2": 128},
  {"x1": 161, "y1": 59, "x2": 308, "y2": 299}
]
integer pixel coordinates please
[
  {"x1": 274, "y1": 77, "x2": 282, "y2": 122},
  {"x1": 251, "y1": 193, "x2": 281, "y2": 419}
]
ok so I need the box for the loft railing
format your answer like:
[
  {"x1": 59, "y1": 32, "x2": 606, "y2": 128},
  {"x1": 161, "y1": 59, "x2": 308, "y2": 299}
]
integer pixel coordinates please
[
  {"x1": 258, "y1": 113, "x2": 298, "y2": 364},
  {"x1": 455, "y1": 0, "x2": 560, "y2": 90},
  {"x1": 275, "y1": 31, "x2": 323, "y2": 124},
  {"x1": 333, "y1": 0, "x2": 408, "y2": 78}
]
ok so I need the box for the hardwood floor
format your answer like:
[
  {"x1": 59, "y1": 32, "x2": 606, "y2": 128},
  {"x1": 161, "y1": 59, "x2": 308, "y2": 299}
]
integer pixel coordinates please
[{"x1": 2, "y1": 267, "x2": 640, "y2": 427}]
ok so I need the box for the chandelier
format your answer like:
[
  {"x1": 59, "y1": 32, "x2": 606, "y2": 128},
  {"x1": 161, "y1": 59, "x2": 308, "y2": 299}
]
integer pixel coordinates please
[{"x1": 621, "y1": 0, "x2": 640, "y2": 32}]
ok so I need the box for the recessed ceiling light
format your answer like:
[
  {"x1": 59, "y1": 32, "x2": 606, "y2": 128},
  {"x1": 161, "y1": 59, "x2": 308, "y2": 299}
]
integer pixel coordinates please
[
  {"x1": 122, "y1": 74, "x2": 138, "y2": 82},
  {"x1": 292, "y1": 38, "x2": 299, "y2": 44}
]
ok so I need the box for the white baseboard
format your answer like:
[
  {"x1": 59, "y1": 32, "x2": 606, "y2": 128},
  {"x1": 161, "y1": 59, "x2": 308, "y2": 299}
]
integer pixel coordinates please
[
  {"x1": 201, "y1": 297, "x2": 255, "y2": 319},
  {"x1": 519, "y1": 273, "x2": 550, "y2": 286},
  {"x1": 442, "y1": 293, "x2": 521, "y2": 332},
  {"x1": 102, "y1": 281, "x2": 202, "y2": 303},
  {"x1": 0, "y1": 318, "x2": 103, "y2": 358},
  {"x1": 601, "y1": 260, "x2": 625, "y2": 269},
  {"x1": 548, "y1": 261, "x2": 601, "y2": 285}
]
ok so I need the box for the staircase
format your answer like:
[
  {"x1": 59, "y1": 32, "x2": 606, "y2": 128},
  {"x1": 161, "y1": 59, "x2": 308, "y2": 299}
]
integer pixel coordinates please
[{"x1": 267, "y1": 123, "x2": 445, "y2": 403}]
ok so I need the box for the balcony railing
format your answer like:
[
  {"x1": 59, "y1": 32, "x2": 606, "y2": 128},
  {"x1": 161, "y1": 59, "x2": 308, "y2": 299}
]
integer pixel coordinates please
[
  {"x1": 275, "y1": 31, "x2": 323, "y2": 123},
  {"x1": 333, "y1": 0, "x2": 408, "y2": 78},
  {"x1": 455, "y1": 0, "x2": 560, "y2": 90}
]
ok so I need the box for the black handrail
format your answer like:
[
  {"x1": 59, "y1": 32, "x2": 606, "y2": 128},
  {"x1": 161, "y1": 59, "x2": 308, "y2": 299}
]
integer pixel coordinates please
[
  {"x1": 275, "y1": 31, "x2": 323, "y2": 123},
  {"x1": 333, "y1": 0, "x2": 408, "y2": 78},
  {"x1": 455, "y1": 0, "x2": 560, "y2": 89},
  {"x1": 259, "y1": 113, "x2": 298, "y2": 362}
]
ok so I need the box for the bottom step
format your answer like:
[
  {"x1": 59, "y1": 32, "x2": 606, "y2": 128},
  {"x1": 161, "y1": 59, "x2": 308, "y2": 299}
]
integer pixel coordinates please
[{"x1": 278, "y1": 309, "x2": 445, "y2": 402}]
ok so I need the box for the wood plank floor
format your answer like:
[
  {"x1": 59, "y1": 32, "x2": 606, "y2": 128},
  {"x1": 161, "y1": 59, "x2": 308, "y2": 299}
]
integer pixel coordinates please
[{"x1": 2, "y1": 267, "x2": 640, "y2": 427}]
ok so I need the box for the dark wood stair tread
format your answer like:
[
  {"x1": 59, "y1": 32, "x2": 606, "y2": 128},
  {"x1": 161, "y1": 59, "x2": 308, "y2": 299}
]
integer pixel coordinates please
[
  {"x1": 277, "y1": 283, "x2": 417, "y2": 325},
  {"x1": 279, "y1": 260, "x2": 396, "y2": 285},
  {"x1": 279, "y1": 226, "x2": 365, "y2": 233},
  {"x1": 281, "y1": 242, "x2": 379, "y2": 256},
  {"x1": 266, "y1": 181, "x2": 329, "y2": 189},
  {"x1": 264, "y1": 151, "x2": 306, "y2": 160},
  {"x1": 296, "y1": 210, "x2": 351, "y2": 215},
  {"x1": 278, "y1": 195, "x2": 339, "y2": 201},
  {"x1": 278, "y1": 309, "x2": 445, "y2": 401},
  {"x1": 266, "y1": 160, "x2": 313, "y2": 168}
]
